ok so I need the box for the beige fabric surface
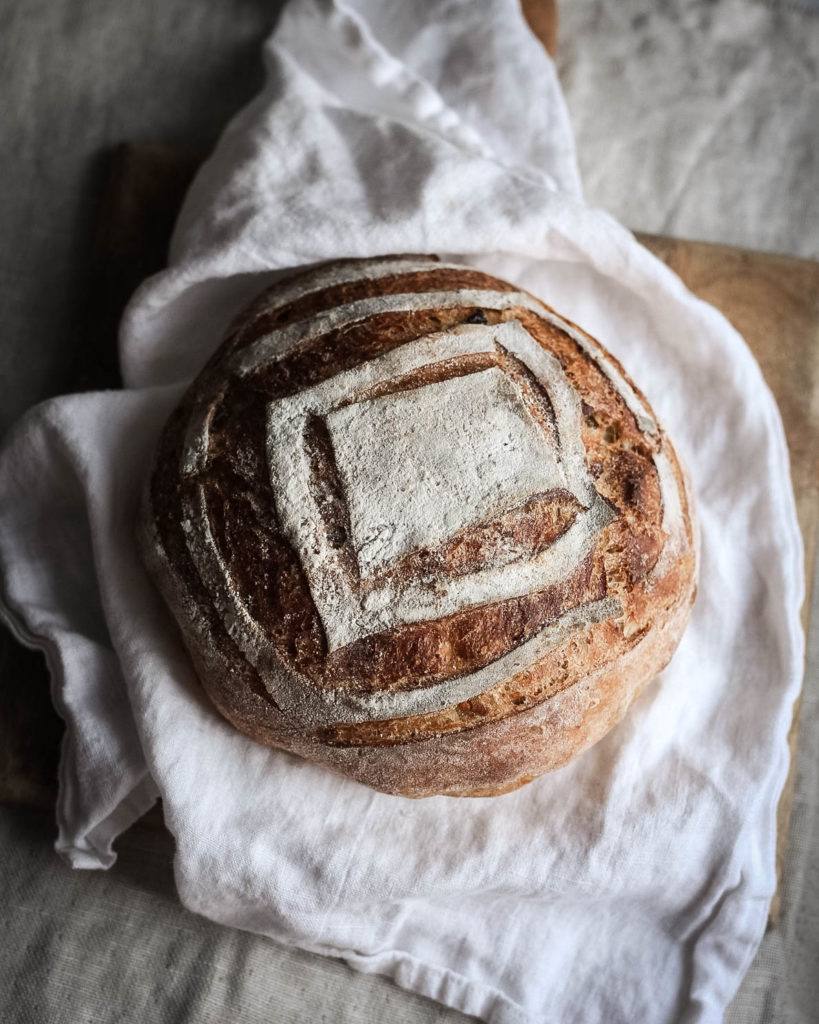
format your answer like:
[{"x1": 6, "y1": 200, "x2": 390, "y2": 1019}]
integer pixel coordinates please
[
  {"x1": 1, "y1": 0, "x2": 817, "y2": 1021},
  {"x1": 0, "y1": 807, "x2": 469, "y2": 1024},
  {"x1": 558, "y1": 0, "x2": 819, "y2": 260},
  {"x1": 725, "y1": 557, "x2": 819, "y2": 1023}
]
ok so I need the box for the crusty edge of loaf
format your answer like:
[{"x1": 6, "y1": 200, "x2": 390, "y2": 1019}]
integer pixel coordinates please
[
  {"x1": 185, "y1": 440, "x2": 700, "y2": 798},
  {"x1": 137, "y1": 258, "x2": 700, "y2": 797},
  {"x1": 139, "y1": 447, "x2": 697, "y2": 800}
]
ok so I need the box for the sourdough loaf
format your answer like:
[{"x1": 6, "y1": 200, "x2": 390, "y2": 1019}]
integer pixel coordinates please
[{"x1": 138, "y1": 256, "x2": 697, "y2": 797}]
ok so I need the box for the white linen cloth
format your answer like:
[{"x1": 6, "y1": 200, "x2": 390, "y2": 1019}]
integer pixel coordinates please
[{"x1": 0, "y1": 1, "x2": 805, "y2": 1021}]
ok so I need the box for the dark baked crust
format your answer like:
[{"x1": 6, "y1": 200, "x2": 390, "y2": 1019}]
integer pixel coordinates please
[{"x1": 138, "y1": 256, "x2": 697, "y2": 796}]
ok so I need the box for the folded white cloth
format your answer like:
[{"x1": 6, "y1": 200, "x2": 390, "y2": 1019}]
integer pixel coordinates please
[{"x1": 0, "y1": 1, "x2": 804, "y2": 1022}]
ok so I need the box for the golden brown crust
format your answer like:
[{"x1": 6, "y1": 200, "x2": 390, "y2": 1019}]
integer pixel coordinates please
[{"x1": 138, "y1": 256, "x2": 697, "y2": 797}]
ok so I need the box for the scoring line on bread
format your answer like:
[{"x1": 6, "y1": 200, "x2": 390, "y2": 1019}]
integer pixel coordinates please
[
  {"x1": 138, "y1": 256, "x2": 697, "y2": 796},
  {"x1": 231, "y1": 285, "x2": 658, "y2": 441}
]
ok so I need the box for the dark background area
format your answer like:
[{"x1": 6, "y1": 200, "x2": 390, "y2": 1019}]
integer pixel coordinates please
[
  {"x1": 0, "y1": 0, "x2": 284, "y2": 433},
  {"x1": 0, "y1": 0, "x2": 286, "y2": 804}
]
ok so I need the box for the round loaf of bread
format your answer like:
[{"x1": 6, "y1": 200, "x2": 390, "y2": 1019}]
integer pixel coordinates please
[{"x1": 139, "y1": 256, "x2": 697, "y2": 797}]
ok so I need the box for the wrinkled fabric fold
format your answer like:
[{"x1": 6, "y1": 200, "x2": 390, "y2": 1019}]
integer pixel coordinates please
[{"x1": 0, "y1": 1, "x2": 803, "y2": 1022}]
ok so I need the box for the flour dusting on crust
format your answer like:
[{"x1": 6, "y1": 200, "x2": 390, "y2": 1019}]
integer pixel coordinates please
[{"x1": 138, "y1": 257, "x2": 698, "y2": 797}]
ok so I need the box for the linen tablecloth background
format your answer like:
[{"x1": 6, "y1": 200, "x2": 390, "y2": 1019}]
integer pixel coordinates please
[{"x1": 1, "y1": 1, "x2": 817, "y2": 1022}]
